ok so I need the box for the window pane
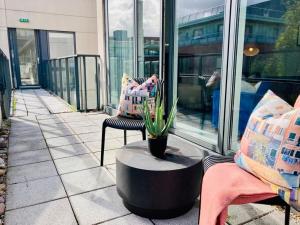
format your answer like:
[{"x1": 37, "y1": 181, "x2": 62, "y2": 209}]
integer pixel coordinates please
[
  {"x1": 230, "y1": 0, "x2": 300, "y2": 151},
  {"x1": 137, "y1": 0, "x2": 161, "y2": 77},
  {"x1": 48, "y1": 32, "x2": 75, "y2": 59},
  {"x1": 175, "y1": 0, "x2": 225, "y2": 145},
  {"x1": 107, "y1": 0, "x2": 134, "y2": 108}
]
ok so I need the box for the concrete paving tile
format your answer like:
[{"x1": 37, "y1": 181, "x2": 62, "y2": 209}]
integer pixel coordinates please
[
  {"x1": 42, "y1": 127, "x2": 74, "y2": 139},
  {"x1": 9, "y1": 134, "x2": 44, "y2": 144},
  {"x1": 61, "y1": 167, "x2": 115, "y2": 196},
  {"x1": 105, "y1": 164, "x2": 116, "y2": 180},
  {"x1": 69, "y1": 186, "x2": 129, "y2": 225},
  {"x1": 6, "y1": 176, "x2": 66, "y2": 210},
  {"x1": 78, "y1": 132, "x2": 102, "y2": 142},
  {"x1": 9, "y1": 139, "x2": 47, "y2": 153},
  {"x1": 38, "y1": 118, "x2": 65, "y2": 125},
  {"x1": 5, "y1": 198, "x2": 77, "y2": 225},
  {"x1": 85, "y1": 139, "x2": 123, "y2": 152},
  {"x1": 245, "y1": 209, "x2": 299, "y2": 225},
  {"x1": 101, "y1": 214, "x2": 153, "y2": 225},
  {"x1": 40, "y1": 123, "x2": 69, "y2": 131},
  {"x1": 49, "y1": 143, "x2": 91, "y2": 159},
  {"x1": 153, "y1": 202, "x2": 199, "y2": 225},
  {"x1": 54, "y1": 153, "x2": 99, "y2": 174},
  {"x1": 46, "y1": 135, "x2": 82, "y2": 147},
  {"x1": 72, "y1": 125, "x2": 101, "y2": 134},
  {"x1": 7, "y1": 161, "x2": 57, "y2": 184},
  {"x1": 10, "y1": 129, "x2": 43, "y2": 138},
  {"x1": 36, "y1": 114, "x2": 60, "y2": 120},
  {"x1": 94, "y1": 149, "x2": 120, "y2": 165},
  {"x1": 67, "y1": 120, "x2": 95, "y2": 128},
  {"x1": 8, "y1": 149, "x2": 52, "y2": 167},
  {"x1": 227, "y1": 204, "x2": 276, "y2": 225}
]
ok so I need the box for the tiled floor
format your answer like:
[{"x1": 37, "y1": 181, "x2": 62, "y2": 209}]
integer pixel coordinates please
[{"x1": 5, "y1": 89, "x2": 299, "y2": 225}]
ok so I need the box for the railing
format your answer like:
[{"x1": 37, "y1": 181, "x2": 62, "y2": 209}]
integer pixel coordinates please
[
  {"x1": 178, "y1": 6, "x2": 284, "y2": 26},
  {"x1": 44, "y1": 55, "x2": 101, "y2": 111},
  {"x1": 0, "y1": 49, "x2": 12, "y2": 120}
]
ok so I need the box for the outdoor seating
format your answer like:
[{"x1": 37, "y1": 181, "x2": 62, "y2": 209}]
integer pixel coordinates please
[
  {"x1": 200, "y1": 155, "x2": 294, "y2": 225},
  {"x1": 100, "y1": 77, "x2": 164, "y2": 166}
]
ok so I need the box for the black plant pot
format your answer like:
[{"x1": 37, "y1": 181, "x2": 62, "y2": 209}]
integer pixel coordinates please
[{"x1": 148, "y1": 135, "x2": 168, "y2": 158}]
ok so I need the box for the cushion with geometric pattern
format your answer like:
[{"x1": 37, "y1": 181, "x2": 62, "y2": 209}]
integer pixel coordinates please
[
  {"x1": 235, "y1": 90, "x2": 300, "y2": 209},
  {"x1": 117, "y1": 74, "x2": 158, "y2": 118}
]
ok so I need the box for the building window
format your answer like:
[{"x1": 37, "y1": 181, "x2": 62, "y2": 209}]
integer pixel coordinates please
[
  {"x1": 48, "y1": 32, "x2": 75, "y2": 59},
  {"x1": 193, "y1": 28, "x2": 204, "y2": 38}
]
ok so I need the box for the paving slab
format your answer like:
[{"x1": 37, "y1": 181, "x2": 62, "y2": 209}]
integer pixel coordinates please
[
  {"x1": 40, "y1": 123, "x2": 69, "y2": 131},
  {"x1": 71, "y1": 125, "x2": 101, "y2": 135},
  {"x1": 5, "y1": 198, "x2": 77, "y2": 225},
  {"x1": 9, "y1": 134, "x2": 44, "y2": 144},
  {"x1": 61, "y1": 167, "x2": 115, "y2": 196},
  {"x1": 9, "y1": 139, "x2": 47, "y2": 153},
  {"x1": 94, "y1": 149, "x2": 120, "y2": 165},
  {"x1": 101, "y1": 214, "x2": 153, "y2": 225},
  {"x1": 70, "y1": 186, "x2": 129, "y2": 225},
  {"x1": 105, "y1": 164, "x2": 116, "y2": 179},
  {"x1": 227, "y1": 204, "x2": 275, "y2": 225},
  {"x1": 49, "y1": 143, "x2": 91, "y2": 159},
  {"x1": 7, "y1": 161, "x2": 58, "y2": 184},
  {"x1": 245, "y1": 209, "x2": 299, "y2": 225},
  {"x1": 153, "y1": 202, "x2": 199, "y2": 225},
  {"x1": 42, "y1": 127, "x2": 74, "y2": 139},
  {"x1": 54, "y1": 153, "x2": 99, "y2": 174},
  {"x1": 46, "y1": 135, "x2": 82, "y2": 147},
  {"x1": 78, "y1": 132, "x2": 102, "y2": 142},
  {"x1": 85, "y1": 140, "x2": 123, "y2": 152},
  {"x1": 6, "y1": 176, "x2": 66, "y2": 210},
  {"x1": 8, "y1": 149, "x2": 52, "y2": 167}
]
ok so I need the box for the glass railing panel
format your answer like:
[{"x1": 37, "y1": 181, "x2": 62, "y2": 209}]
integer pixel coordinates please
[
  {"x1": 61, "y1": 59, "x2": 68, "y2": 101},
  {"x1": 56, "y1": 60, "x2": 62, "y2": 97},
  {"x1": 68, "y1": 57, "x2": 77, "y2": 108},
  {"x1": 84, "y1": 56, "x2": 97, "y2": 110}
]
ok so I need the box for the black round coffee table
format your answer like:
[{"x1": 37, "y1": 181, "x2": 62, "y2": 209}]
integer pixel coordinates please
[{"x1": 116, "y1": 135, "x2": 205, "y2": 219}]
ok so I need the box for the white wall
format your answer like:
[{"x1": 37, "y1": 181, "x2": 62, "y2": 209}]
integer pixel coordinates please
[{"x1": 0, "y1": 0, "x2": 99, "y2": 56}]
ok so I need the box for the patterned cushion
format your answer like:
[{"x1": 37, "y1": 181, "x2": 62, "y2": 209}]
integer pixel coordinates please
[
  {"x1": 295, "y1": 95, "x2": 300, "y2": 109},
  {"x1": 117, "y1": 74, "x2": 158, "y2": 118},
  {"x1": 235, "y1": 90, "x2": 300, "y2": 208}
]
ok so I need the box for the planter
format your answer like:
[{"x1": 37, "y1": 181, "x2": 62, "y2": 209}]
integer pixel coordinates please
[{"x1": 148, "y1": 135, "x2": 168, "y2": 158}]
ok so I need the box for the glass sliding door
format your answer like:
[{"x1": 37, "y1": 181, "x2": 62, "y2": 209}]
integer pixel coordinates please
[
  {"x1": 106, "y1": 0, "x2": 135, "y2": 108},
  {"x1": 16, "y1": 29, "x2": 39, "y2": 86},
  {"x1": 174, "y1": 0, "x2": 226, "y2": 146},
  {"x1": 229, "y1": 0, "x2": 300, "y2": 152},
  {"x1": 137, "y1": 0, "x2": 161, "y2": 77}
]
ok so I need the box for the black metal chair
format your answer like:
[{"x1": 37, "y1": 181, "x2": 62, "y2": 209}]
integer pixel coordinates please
[
  {"x1": 100, "y1": 77, "x2": 163, "y2": 166},
  {"x1": 201, "y1": 155, "x2": 292, "y2": 225}
]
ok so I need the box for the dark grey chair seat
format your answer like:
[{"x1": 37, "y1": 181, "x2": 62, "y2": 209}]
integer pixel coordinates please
[{"x1": 103, "y1": 116, "x2": 145, "y2": 130}]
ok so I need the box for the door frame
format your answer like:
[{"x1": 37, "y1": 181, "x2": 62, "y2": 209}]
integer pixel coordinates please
[{"x1": 8, "y1": 28, "x2": 41, "y2": 88}]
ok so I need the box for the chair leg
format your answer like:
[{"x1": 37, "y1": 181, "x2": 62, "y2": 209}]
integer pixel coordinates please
[
  {"x1": 142, "y1": 128, "x2": 146, "y2": 140},
  {"x1": 124, "y1": 130, "x2": 127, "y2": 145},
  {"x1": 100, "y1": 125, "x2": 106, "y2": 166},
  {"x1": 284, "y1": 204, "x2": 290, "y2": 225}
]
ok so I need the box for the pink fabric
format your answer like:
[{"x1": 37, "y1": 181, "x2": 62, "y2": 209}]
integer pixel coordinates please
[{"x1": 199, "y1": 163, "x2": 277, "y2": 225}]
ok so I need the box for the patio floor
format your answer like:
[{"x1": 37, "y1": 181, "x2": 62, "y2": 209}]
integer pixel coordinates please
[{"x1": 5, "y1": 89, "x2": 299, "y2": 225}]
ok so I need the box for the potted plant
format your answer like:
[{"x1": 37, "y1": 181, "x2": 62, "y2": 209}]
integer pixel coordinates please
[{"x1": 143, "y1": 94, "x2": 178, "y2": 158}]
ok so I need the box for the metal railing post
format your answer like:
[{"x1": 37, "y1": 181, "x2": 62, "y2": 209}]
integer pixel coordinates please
[
  {"x1": 95, "y1": 56, "x2": 101, "y2": 110},
  {"x1": 83, "y1": 56, "x2": 88, "y2": 112},
  {"x1": 74, "y1": 56, "x2": 81, "y2": 111}
]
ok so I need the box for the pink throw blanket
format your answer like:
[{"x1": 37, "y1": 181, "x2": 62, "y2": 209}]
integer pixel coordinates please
[{"x1": 199, "y1": 163, "x2": 277, "y2": 225}]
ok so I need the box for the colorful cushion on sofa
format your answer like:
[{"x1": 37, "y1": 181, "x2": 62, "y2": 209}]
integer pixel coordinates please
[
  {"x1": 295, "y1": 95, "x2": 300, "y2": 109},
  {"x1": 235, "y1": 90, "x2": 300, "y2": 208},
  {"x1": 117, "y1": 74, "x2": 158, "y2": 118}
]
